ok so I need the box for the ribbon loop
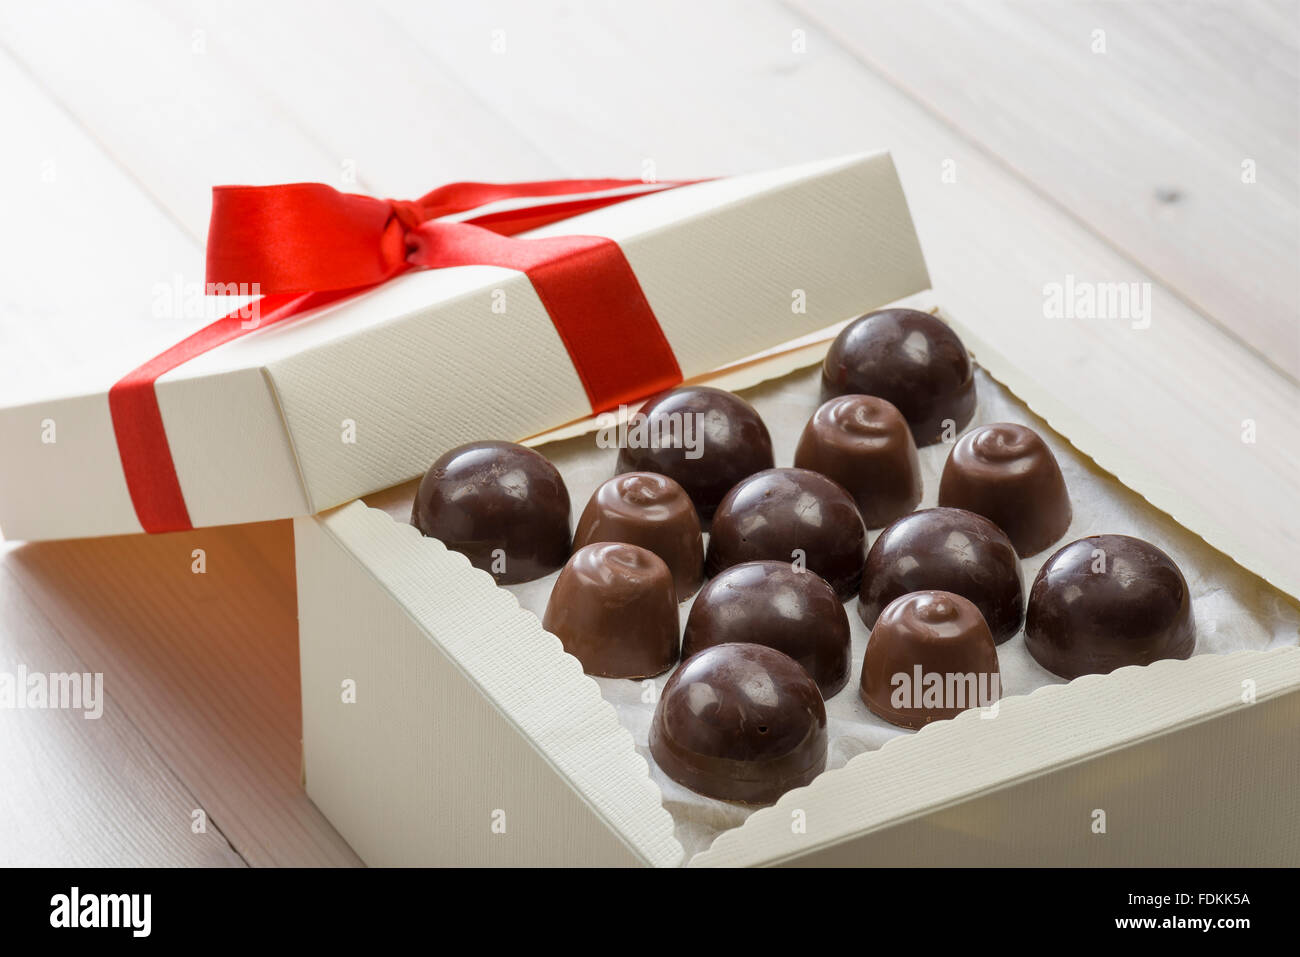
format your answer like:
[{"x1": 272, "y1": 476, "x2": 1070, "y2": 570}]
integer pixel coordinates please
[{"x1": 116, "y1": 175, "x2": 695, "y2": 533}]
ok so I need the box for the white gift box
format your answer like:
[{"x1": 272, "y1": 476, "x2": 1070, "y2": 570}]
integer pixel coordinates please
[{"x1": 4, "y1": 151, "x2": 1297, "y2": 866}]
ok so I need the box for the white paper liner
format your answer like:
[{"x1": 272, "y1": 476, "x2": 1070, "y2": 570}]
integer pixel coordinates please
[{"x1": 368, "y1": 362, "x2": 1300, "y2": 862}]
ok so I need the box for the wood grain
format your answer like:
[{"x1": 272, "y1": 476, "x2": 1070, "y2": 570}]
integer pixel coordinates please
[
  {"x1": 4, "y1": 521, "x2": 362, "y2": 866},
  {"x1": 0, "y1": 0, "x2": 1295, "y2": 865},
  {"x1": 0, "y1": 554, "x2": 245, "y2": 866},
  {"x1": 791, "y1": 0, "x2": 1300, "y2": 380}
]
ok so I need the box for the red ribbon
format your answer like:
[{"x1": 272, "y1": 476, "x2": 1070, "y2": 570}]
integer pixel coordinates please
[{"x1": 109, "y1": 178, "x2": 691, "y2": 533}]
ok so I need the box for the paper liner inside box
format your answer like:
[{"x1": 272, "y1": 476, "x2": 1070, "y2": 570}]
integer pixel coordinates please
[{"x1": 302, "y1": 314, "x2": 1300, "y2": 866}]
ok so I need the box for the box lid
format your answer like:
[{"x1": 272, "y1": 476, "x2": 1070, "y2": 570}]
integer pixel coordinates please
[{"x1": 0, "y1": 152, "x2": 930, "y2": 541}]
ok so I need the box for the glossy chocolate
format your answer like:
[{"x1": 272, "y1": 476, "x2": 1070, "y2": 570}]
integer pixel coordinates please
[
  {"x1": 573, "y1": 472, "x2": 704, "y2": 601},
  {"x1": 614, "y1": 386, "x2": 774, "y2": 523},
  {"x1": 860, "y1": 591, "x2": 1001, "y2": 730},
  {"x1": 1025, "y1": 535, "x2": 1195, "y2": 679},
  {"x1": 650, "y1": 643, "x2": 827, "y2": 804},
  {"x1": 411, "y1": 440, "x2": 570, "y2": 584},
  {"x1": 683, "y1": 562, "x2": 851, "y2": 697},
  {"x1": 821, "y1": 308, "x2": 976, "y2": 445},
  {"x1": 705, "y1": 468, "x2": 867, "y2": 601},
  {"x1": 938, "y1": 422, "x2": 1072, "y2": 557},
  {"x1": 858, "y1": 507, "x2": 1024, "y2": 644},
  {"x1": 793, "y1": 394, "x2": 922, "y2": 528},
  {"x1": 543, "y1": 542, "x2": 679, "y2": 678}
]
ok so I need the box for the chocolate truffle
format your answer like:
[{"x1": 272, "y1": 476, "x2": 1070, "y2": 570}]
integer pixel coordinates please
[
  {"x1": 543, "y1": 543, "x2": 679, "y2": 678},
  {"x1": 938, "y1": 422, "x2": 1071, "y2": 557},
  {"x1": 573, "y1": 473, "x2": 703, "y2": 601},
  {"x1": 860, "y1": 591, "x2": 1001, "y2": 730},
  {"x1": 793, "y1": 394, "x2": 922, "y2": 528},
  {"x1": 1025, "y1": 535, "x2": 1195, "y2": 680},
  {"x1": 650, "y1": 643, "x2": 827, "y2": 804},
  {"x1": 821, "y1": 308, "x2": 976, "y2": 445},
  {"x1": 705, "y1": 468, "x2": 867, "y2": 601},
  {"x1": 614, "y1": 386, "x2": 774, "y2": 522},
  {"x1": 683, "y1": 562, "x2": 851, "y2": 697},
  {"x1": 859, "y1": 507, "x2": 1023, "y2": 644},
  {"x1": 411, "y1": 440, "x2": 570, "y2": 584}
]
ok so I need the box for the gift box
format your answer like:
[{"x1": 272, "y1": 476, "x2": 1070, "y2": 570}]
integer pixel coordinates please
[{"x1": 4, "y1": 151, "x2": 1297, "y2": 867}]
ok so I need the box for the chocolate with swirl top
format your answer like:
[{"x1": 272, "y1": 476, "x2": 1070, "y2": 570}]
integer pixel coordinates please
[
  {"x1": 543, "y1": 542, "x2": 679, "y2": 679},
  {"x1": 860, "y1": 590, "x2": 1001, "y2": 730},
  {"x1": 793, "y1": 394, "x2": 922, "y2": 529},
  {"x1": 938, "y1": 423, "x2": 1071, "y2": 557},
  {"x1": 821, "y1": 309, "x2": 976, "y2": 445},
  {"x1": 573, "y1": 472, "x2": 704, "y2": 601},
  {"x1": 1025, "y1": 535, "x2": 1195, "y2": 679}
]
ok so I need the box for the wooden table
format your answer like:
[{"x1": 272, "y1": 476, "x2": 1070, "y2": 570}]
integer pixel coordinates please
[{"x1": 1, "y1": 0, "x2": 1295, "y2": 866}]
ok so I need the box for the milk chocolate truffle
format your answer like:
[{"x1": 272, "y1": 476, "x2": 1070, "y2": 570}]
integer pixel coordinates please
[
  {"x1": 859, "y1": 507, "x2": 1023, "y2": 644},
  {"x1": 860, "y1": 591, "x2": 1001, "y2": 730},
  {"x1": 1025, "y1": 535, "x2": 1195, "y2": 680},
  {"x1": 411, "y1": 440, "x2": 570, "y2": 584},
  {"x1": 938, "y1": 423, "x2": 1072, "y2": 557},
  {"x1": 543, "y1": 543, "x2": 679, "y2": 678},
  {"x1": 705, "y1": 468, "x2": 867, "y2": 601},
  {"x1": 683, "y1": 562, "x2": 851, "y2": 697},
  {"x1": 650, "y1": 643, "x2": 827, "y2": 804},
  {"x1": 821, "y1": 309, "x2": 976, "y2": 445},
  {"x1": 614, "y1": 386, "x2": 774, "y2": 522},
  {"x1": 793, "y1": 394, "x2": 922, "y2": 528},
  {"x1": 574, "y1": 473, "x2": 704, "y2": 601}
]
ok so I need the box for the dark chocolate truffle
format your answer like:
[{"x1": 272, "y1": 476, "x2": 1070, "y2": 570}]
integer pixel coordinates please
[
  {"x1": 821, "y1": 308, "x2": 976, "y2": 445},
  {"x1": 543, "y1": 542, "x2": 679, "y2": 678},
  {"x1": 1025, "y1": 535, "x2": 1195, "y2": 680},
  {"x1": 793, "y1": 394, "x2": 922, "y2": 528},
  {"x1": 411, "y1": 440, "x2": 570, "y2": 584},
  {"x1": 650, "y1": 643, "x2": 827, "y2": 804},
  {"x1": 938, "y1": 422, "x2": 1071, "y2": 557},
  {"x1": 860, "y1": 591, "x2": 1001, "y2": 730},
  {"x1": 705, "y1": 468, "x2": 867, "y2": 601},
  {"x1": 614, "y1": 386, "x2": 774, "y2": 522},
  {"x1": 573, "y1": 472, "x2": 704, "y2": 601},
  {"x1": 859, "y1": 507, "x2": 1024, "y2": 644},
  {"x1": 683, "y1": 561, "x2": 851, "y2": 697}
]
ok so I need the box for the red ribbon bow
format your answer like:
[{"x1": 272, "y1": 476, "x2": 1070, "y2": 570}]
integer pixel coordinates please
[{"x1": 110, "y1": 177, "x2": 692, "y2": 533}]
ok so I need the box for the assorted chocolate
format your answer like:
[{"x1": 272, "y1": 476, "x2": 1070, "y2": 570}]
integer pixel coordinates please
[
  {"x1": 793, "y1": 394, "x2": 922, "y2": 528},
  {"x1": 705, "y1": 468, "x2": 867, "y2": 601},
  {"x1": 650, "y1": 643, "x2": 827, "y2": 804},
  {"x1": 859, "y1": 507, "x2": 1024, "y2": 644},
  {"x1": 411, "y1": 440, "x2": 571, "y2": 584},
  {"x1": 543, "y1": 542, "x2": 679, "y2": 679},
  {"x1": 574, "y1": 472, "x2": 704, "y2": 601},
  {"x1": 683, "y1": 561, "x2": 852, "y2": 697},
  {"x1": 413, "y1": 312, "x2": 1203, "y2": 805},
  {"x1": 938, "y1": 422, "x2": 1072, "y2": 557},
  {"x1": 1025, "y1": 534, "x2": 1195, "y2": 679},
  {"x1": 615, "y1": 385, "x2": 774, "y2": 523},
  {"x1": 861, "y1": 590, "x2": 1001, "y2": 730},
  {"x1": 821, "y1": 308, "x2": 976, "y2": 445}
]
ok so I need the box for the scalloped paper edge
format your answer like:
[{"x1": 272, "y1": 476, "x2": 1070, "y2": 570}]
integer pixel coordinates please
[
  {"x1": 691, "y1": 646, "x2": 1300, "y2": 866},
  {"x1": 321, "y1": 303, "x2": 1299, "y2": 868},
  {"x1": 316, "y1": 499, "x2": 684, "y2": 868}
]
